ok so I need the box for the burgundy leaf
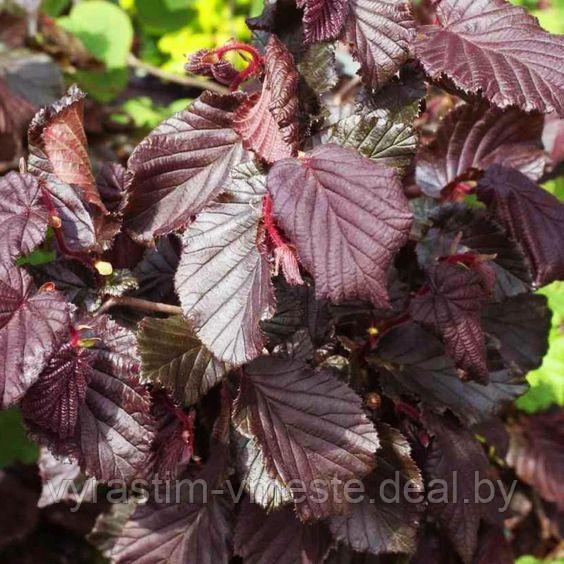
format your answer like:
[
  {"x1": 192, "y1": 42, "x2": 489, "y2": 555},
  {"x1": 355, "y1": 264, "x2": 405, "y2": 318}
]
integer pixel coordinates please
[
  {"x1": 21, "y1": 340, "x2": 96, "y2": 440},
  {"x1": 138, "y1": 315, "x2": 227, "y2": 405},
  {"x1": 0, "y1": 171, "x2": 48, "y2": 263},
  {"x1": 94, "y1": 162, "x2": 127, "y2": 250},
  {"x1": 416, "y1": 103, "x2": 547, "y2": 198},
  {"x1": 328, "y1": 424, "x2": 423, "y2": 556},
  {"x1": 344, "y1": 0, "x2": 415, "y2": 88},
  {"x1": 413, "y1": 0, "x2": 564, "y2": 115},
  {"x1": 267, "y1": 144, "x2": 412, "y2": 307},
  {"x1": 423, "y1": 412, "x2": 502, "y2": 564},
  {"x1": 506, "y1": 409, "x2": 564, "y2": 509},
  {"x1": 124, "y1": 91, "x2": 250, "y2": 243},
  {"x1": 481, "y1": 294, "x2": 550, "y2": 375},
  {"x1": 185, "y1": 49, "x2": 238, "y2": 86},
  {"x1": 371, "y1": 322, "x2": 527, "y2": 426},
  {"x1": 234, "y1": 499, "x2": 332, "y2": 563},
  {"x1": 297, "y1": 0, "x2": 349, "y2": 43},
  {"x1": 477, "y1": 165, "x2": 564, "y2": 286},
  {"x1": 235, "y1": 352, "x2": 379, "y2": 521},
  {"x1": 27, "y1": 84, "x2": 104, "y2": 212},
  {"x1": 0, "y1": 265, "x2": 70, "y2": 407},
  {"x1": 233, "y1": 36, "x2": 299, "y2": 163},
  {"x1": 410, "y1": 262, "x2": 489, "y2": 382},
  {"x1": 175, "y1": 162, "x2": 274, "y2": 366},
  {"x1": 107, "y1": 495, "x2": 232, "y2": 564}
]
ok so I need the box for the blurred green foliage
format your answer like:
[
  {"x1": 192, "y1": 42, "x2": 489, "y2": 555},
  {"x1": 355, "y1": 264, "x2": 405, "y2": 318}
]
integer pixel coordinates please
[{"x1": 0, "y1": 408, "x2": 39, "y2": 468}]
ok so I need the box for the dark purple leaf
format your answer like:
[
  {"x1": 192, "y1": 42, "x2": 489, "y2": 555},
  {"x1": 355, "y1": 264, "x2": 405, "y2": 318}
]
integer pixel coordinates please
[
  {"x1": 416, "y1": 103, "x2": 547, "y2": 198},
  {"x1": 507, "y1": 409, "x2": 564, "y2": 509},
  {"x1": 0, "y1": 265, "x2": 70, "y2": 407},
  {"x1": 175, "y1": 162, "x2": 274, "y2": 366},
  {"x1": 344, "y1": 0, "x2": 415, "y2": 89},
  {"x1": 235, "y1": 352, "x2": 379, "y2": 521},
  {"x1": 27, "y1": 84, "x2": 105, "y2": 212},
  {"x1": 21, "y1": 340, "x2": 96, "y2": 440},
  {"x1": 481, "y1": 294, "x2": 550, "y2": 375},
  {"x1": 124, "y1": 91, "x2": 250, "y2": 243},
  {"x1": 185, "y1": 49, "x2": 238, "y2": 86},
  {"x1": 409, "y1": 262, "x2": 489, "y2": 382},
  {"x1": 94, "y1": 162, "x2": 127, "y2": 250},
  {"x1": 267, "y1": 144, "x2": 412, "y2": 307},
  {"x1": 0, "y1": 172, "x2": 48, "y2": 263},
  {"x1": 138, "y1": 315, "x2": 227, "y2": 405},
  {"x1": 133, "y1": 235, "x2": 180, "y2": 303},
  {"x1": 371, "y1": 322, "x2": 527, "y2": 425},
  {"x1": 416, "y1": 204, "x2": 533, "y2": 300},
  {"x1": 414, "y1": 0, "x2": 564, "y2": 115},
  {"x1": 329, "y1": 424, "x2": 423, "y2": 556},
  {"x1": 477, "y1": 165, "x2": 564, "y2": 286},
  {"x1": 297, "y1": 0, "x2": 348, "y2": 43},
  {"x1": 107, "y1": 495, "x2": 232, "y2": 563},
  {"x1": 233, "y1": 36, "x2": 299, "y2": 163},
  {"x1": 234, "y1": 499, "x2": 332, "y2": 564},
  {"x1": 423, "y1": 412, "x2": 502, "y2": 564}
]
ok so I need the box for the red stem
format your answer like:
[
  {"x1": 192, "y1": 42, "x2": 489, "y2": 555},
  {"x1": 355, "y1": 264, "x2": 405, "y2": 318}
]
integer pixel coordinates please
[
  {"x1": 212, "y1": 41, "x2": 264, "y2": 91},
  {"x1": 262, "y1": 195, "x2": 287, "y2": 248}
]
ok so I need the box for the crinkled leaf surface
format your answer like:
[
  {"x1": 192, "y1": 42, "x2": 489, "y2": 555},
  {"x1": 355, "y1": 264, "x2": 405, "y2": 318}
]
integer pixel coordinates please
[
  {"x1": 21, "y1": 341, "x2": 96, "y2": 440},
  {"x1": 507, "y1": 409, "x2": 564, "y2": 508},
  {"x1": 416, "y1": 103, "x2": 547, "y2": 197},
  {"x1": 175, "y1": 162, "x2": 273, "y2": 366},
  {"x1": 125, "y1": 92, "x2": 250, "y2": 243},
  {"x1": 235, "y1": 352, "x2": 379, "y2": 521},
  {"x1": 416, "y1": 204, "x2": 532, "y2": 300},
  {"x1": 482, "y1": 294, "x2": 550, "y2": 375},
  {"x1": 299, "y1": 43, "x2": 338, "y2": 95},
  {"x1": 344, "y1": 0, "x2": 415, "y2": 88},
  {"x1": 371, "y1": 323, "x2": 526, "y2": 425},
  {"x1": 329, "y1": 424, "x2": 423, "y2": 556},
  {"x1": 234, "y1": 499, "x2": 332, "y2": 564},
  {"x1": 477, "y1": 165, "x2": 564, "y2": 286},
  {"x1": 267, "y1": 144, "x2": 412, "y2": 307},
  {"x1": 414, "y1": 0, "x2": 564, "y2": 115},
  {"x1": 0, "y1": 172, "x2": 48, "y2": 263},
  {"x1": 233, "y1": 36, "x2": 298, "y2": 164},
  {"x1": 410, "y1": 262, "x2": 489, "y2": 382},
  {"x1": 139, "y1": 315, "x2": 227, "y2": 405},
  {"x1": 423, "y1": 412, "x2": 501, "y2": 564},
  {"x1": 27, "y1": 84, "x2": 103, "y2": 211},
  {"x1": 94, "y1": 162, "x2": 127, "y2": 250},
  {"x1": 108, "y1": 495, "x2": 232, "y2": 564},
  {"x1": 297, "y1": 0, "x2": 348, "y2": 43},
  {"x1": 0, "y1": 265, "x2": 70, "y2": 407}
]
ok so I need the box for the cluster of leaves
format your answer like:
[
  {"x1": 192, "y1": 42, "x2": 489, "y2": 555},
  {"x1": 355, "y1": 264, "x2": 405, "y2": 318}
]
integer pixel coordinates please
[{"x1": 0, "y1": 0, "x2": 564, "y2": 563}]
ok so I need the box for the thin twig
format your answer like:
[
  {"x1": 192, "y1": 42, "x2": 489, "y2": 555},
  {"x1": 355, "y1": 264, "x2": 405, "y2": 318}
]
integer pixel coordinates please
[
  {"x1": 127, "y1": 53, "x2": 229, "y2": 95},
  {"x1": 96, "y1": 295, "x2": 183, "y2": 317}
]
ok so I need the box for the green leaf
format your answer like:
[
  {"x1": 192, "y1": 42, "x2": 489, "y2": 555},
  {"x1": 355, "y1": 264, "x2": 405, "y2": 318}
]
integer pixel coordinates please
[
  {"x1": 136, "y1": 0, "x2": 192, "y2": 35},
  {"x1": 41, "y1": 0, "x2": 70, "y2": 17},
  {"x1": 118, "y1": 96, "x2": 192, "y2": 129},
  {"x1": 0, "y1": 408, "x2": 39, "y2": 468},
  {"x1": 542, "y1": 176, "x2": 564, "y2": 201},
  {"x1": 58, "y1": 1, "x2": 133, "y2": 68},
  {"x1": 17, "y1": 248, "x2": 56, "y2": 267},
  {"x1": 518, "y1": 281, "x2": 564, "y2": 412},
  {"x1": 71, "y1": 67, "x2": 129, "y2": 103}
]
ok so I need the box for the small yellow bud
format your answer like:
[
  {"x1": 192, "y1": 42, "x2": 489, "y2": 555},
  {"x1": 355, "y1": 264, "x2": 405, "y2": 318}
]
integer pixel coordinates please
[{"x1": 94, "y1": 260, "x2": 113, "y2": 276}]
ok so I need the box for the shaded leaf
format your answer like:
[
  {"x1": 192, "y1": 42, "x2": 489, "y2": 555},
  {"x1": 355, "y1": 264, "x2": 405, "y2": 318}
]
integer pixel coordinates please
[
  {"x1": 94, "y1": 162, "x2": 127, "y2": 250},
  {"x1": 139, "y1": 315, "x2": 227, "y2": 405},
  {"x1": 267, "y1": 144, "x2": 412, "y2": 307},
  {"x1": 416, "y1": 103, "x2": 547, "y2": 198},
  {"x1": 344, "y1": 0, "x2": 415, "y2": 89},
  {"x1": 477, "y1": 165, "x2": 564, "y2": 286},
  {"x1": 297, "y1": 0, "x2": 348, "y2": 44},
  {"x1": 27, "y1": 84, "x2": 104, "y2": 212},
  {"x1": 0, "y1": 172, "x2": 48, "y2": 263},
  {"x1": 329, "y1": 424, "x2": 423, "y2": 556},
  {"x1": 413, "y1": 0, "x2": 564, "y2": 115},
  {"x1": 299, "y1": 43, "x2": 338, "y2": 96},
  {"x1": 233, "y1": 36, "x2": 298, "y2": 164},
  {"x1": 21, "y1": 340, "x2": 96, "y2": 440},
  {"x1": 125, "y1": 91, "x2": 250, "y2": 243},
  {"x1": 481, "y1": 294, "x2": 550, "y2": 375},
  {"x1": 0, "y1": 265, "x2": 70, "y2": 407},
  {"x1": 371, "y1": 322, "x2": 527, "y2": 425},
  {"x1": 506, "y1": 409, "x2": 564, "y2": 508},
  {"x1": 234, "y1": 499, "x2": 332, "y2": 564},
  {"x1": 175, "y1": 162, "x2": 273, "y2": 366},
  {"x1": 409, "y1": 262, "x2": 489, "y2": 382},
  {"x1": 235, "y1": 352, "x2": 379, "y2": 520}
]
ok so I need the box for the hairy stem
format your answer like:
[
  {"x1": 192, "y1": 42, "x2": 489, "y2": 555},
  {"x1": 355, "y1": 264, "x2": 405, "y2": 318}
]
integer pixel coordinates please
[{"x1": 96, "y1": 295, "x2": 183, "y2": 317}]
